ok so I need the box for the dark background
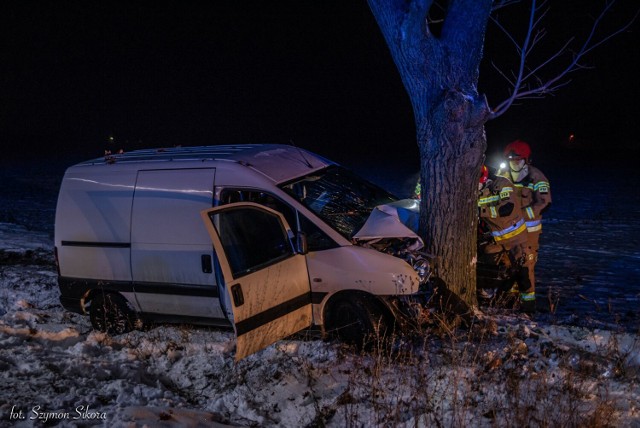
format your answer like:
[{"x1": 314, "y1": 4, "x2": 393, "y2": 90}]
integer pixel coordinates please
[
  {"x1": 1, "y1": 1, "x2": 638, "y2": 169},
  {"x1": 0, "y1": 1, "x2": 638, "y2": 325}
]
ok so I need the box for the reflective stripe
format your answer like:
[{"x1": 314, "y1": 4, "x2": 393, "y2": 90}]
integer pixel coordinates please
[
  {"x1": 490, "y1": 206, "x2": 497, "y2": 218},
  {"x1": 527, "y1": 222, "x2": 542, "y2": 232},
  {"x1": 526, "y1": 219, "x2": 542, "y2": 233},
  {"x1": 478, "y1": 195, "x2": 500, "y2": 206},
  {"x1": 520, "y1": 292, "x2": 535, "y2": 301},
  {"x1": 526, "y1": 206, "x2": 534, "y2": 219},
  {"x1": 500, "y1": 187, "x2": 513, "y2": 200},
  {"x1": 492, "y1": 219, "x2": 526, "y2": 241},
  {"x1": 534, "y1": 181, "x2": 550, "y2": 191},
  {"x1": 494, "y1": 222, "x2": 527, "y2": 241}
]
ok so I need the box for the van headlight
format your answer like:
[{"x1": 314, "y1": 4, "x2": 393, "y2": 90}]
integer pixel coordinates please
[{"x1": 404, "y1": 252, "x2": 432, "y2": 285}]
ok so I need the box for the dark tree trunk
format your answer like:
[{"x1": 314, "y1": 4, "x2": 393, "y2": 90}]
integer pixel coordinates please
[
  {"x1": 368, "y1": 0, "x2": 493, "y2": 305},
  {"x1": 417, "y1": 90, "x2": 488, "y2": 305}
]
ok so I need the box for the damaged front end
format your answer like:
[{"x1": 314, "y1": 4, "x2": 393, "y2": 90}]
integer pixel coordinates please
[
  {"x1": 352, "y1": 199, "x2": 434, "y2": 328},
  {"x1": 352, "y1": 199, "x2": 432, "y2": 287}
]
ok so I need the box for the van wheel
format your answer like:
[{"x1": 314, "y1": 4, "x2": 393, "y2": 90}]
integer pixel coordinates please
[
  {"x1": 90, "y1": 292, "x2": 137, "y2": 335},
  {"x1": 327, "y1": 296, "x2": 389, "y2": 349}
]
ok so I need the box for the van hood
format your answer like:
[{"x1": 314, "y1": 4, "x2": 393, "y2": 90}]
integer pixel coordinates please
[
  {"x1": 352, "y1": 199, "x2": 429, "y2": 284},
  {"x1": 353, "y1": 199, "x2": 422, "y2": 248}
]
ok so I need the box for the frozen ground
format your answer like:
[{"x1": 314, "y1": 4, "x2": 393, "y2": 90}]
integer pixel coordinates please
[{"x1": 0, "y1": 154, "x2": 639, "y2": 426}]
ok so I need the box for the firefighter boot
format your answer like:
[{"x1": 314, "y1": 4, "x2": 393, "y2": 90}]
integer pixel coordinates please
[
  {"x1": 516, "y1": 264, "x2": 536, "y2": 314},
  {"x1": 520, "y1": 292, "x2": 536, "y2": 314}
]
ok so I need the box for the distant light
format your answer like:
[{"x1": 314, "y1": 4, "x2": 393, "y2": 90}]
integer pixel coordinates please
[
  {"x1": 499, "y1": 162, "x2": 506, "y2": 169},
  {"x1": 568, "y1": 133, "x2": 575, "y2": 143}
]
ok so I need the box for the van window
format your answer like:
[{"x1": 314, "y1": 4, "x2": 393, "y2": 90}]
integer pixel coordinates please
[
  {"x1": 298, "y1": 214, "x2": 338, "y2": 251},
  {"x1": 219, "y1": 189, "x2": 338, "y2": 251},
  {"x1": 280, "y1": 166, "x2": 397, "y2": 239},
  {"x1": 213, "y1": 206, "x2": 293, "y2": 278},
  {"x1": 219, "y1": 189, "x2": 296, "y2": 228}
]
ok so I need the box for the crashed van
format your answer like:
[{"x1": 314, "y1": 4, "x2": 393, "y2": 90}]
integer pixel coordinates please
[{"x1": 55, "y1": 144, "x2": 430, "y2": 359}]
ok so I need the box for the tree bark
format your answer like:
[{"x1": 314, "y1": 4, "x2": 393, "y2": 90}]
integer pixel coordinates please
[
  {"x1": 417, "y1": 90, "x2": 488, "y2": 306},
  {"x1": 368, "y1": 0, "x2": 493, "y2": 306}
]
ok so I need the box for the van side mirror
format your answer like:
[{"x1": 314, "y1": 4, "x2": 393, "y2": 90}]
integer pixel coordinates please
[{"x1": 296, "y1": 232, "x2": 308, "y2": 255}]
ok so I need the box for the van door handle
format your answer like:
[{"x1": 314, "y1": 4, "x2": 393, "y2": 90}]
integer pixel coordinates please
[
  {"x1": 201, "y1": 254, "x2": 212, "y2": 273},
  {"x1": 231, "y1": 284, "x2": 244, "y2": 307}
]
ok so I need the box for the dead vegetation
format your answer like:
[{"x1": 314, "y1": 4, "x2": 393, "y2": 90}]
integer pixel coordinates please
[{"x1": 0, "y1": 249, "x2": 638, "y2": 426}]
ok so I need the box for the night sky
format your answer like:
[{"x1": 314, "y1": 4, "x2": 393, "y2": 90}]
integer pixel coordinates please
[{"x1": 1, "y1": 1, "x2": 638, "y2": 167}]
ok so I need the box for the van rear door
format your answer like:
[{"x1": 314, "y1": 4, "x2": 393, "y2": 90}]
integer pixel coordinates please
[{"x1": 201, "y1": 202, "x2": 313, "y2": 360}]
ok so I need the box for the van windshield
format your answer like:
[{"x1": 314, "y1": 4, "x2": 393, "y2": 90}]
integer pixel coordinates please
[{"x1": 280, "y1": 166, "x2": 397, "y2": 239}]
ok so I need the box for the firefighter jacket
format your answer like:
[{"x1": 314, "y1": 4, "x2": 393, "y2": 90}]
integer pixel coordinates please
[
  {"x1": 499, "y1": 165, "x2": 551, "y2": 235},
  {"x1": 478, "y1": 176, "x2": 528, "y2": 249}
]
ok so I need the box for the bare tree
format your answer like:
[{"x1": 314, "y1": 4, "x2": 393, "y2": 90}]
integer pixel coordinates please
[
  {"x1": 367, "y1": 0, "x2": 636, "y2": 307},
  {"x1": 490, "y1": 0, "x2": 637, "y2": 118}
]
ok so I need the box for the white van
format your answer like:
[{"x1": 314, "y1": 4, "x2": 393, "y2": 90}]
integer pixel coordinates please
[{"x1": 55, "y1": 144, "x2": 429, "y2": 359}]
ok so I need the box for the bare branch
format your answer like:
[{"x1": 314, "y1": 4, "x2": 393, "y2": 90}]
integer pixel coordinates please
[
  {"x1": 491, "y1": 61, "x2": 515, "y2": 87},
  {"x1": 525, "y1": 28, "x2": 543, "y2": 56},
  {"x1": 490, "y1": 0, "x2": 639, "y2": 119},
  {"x1": 492, "y1": 0, "x2": 521, "y2": 12},
  {"x1": 489, "y1": 1, "x2": 547, "y2": 54},
  {"x1": 581, "y1": 3, "x2": 639, "y2": 56},
  {"x1": 490, "y1": 0, "x2": 539, "y2": 117},
  {"x1": 521, "y1": 37, "x2": 574, "y2": 82},
  {"x1": 531, "y1": 1, "x2": 548, "y2": 29},
  {"x1": 489, "y1": 15, "x2": 521, "y2": 53}
]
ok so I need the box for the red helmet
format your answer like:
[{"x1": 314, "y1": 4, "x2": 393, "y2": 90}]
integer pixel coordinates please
[
  {"x1": 504, "y1": 140, "x2": 531, "y2": 161},
  {"x1": 479, "y1": 165, "x2": 489, "y2": 184}
]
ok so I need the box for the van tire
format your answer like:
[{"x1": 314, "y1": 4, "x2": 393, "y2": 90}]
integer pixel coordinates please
[
  {"x1": 90, "y1": 292, "x2": 138, "y2": 335},
  {"x1": 326, "y1": 295, "x2": 389, "y2": 349}
]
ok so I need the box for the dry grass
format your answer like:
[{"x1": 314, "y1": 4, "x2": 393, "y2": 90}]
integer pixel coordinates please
[
  {"x1": 295, "y1": 307, "x2": 636, "y2": 427},
  {"x1": 93, "y1": 305, "x2": 638, "y2": 427}
]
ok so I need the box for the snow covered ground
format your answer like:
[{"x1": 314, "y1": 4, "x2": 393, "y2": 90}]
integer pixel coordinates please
[{"x1": 0, "y1": 155, "x2": 639, "y2": 426}]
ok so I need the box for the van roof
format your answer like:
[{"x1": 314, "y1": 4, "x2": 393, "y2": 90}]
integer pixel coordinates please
[{"x1": 73, "y1": 144, "x2": 333, "y2": 183}]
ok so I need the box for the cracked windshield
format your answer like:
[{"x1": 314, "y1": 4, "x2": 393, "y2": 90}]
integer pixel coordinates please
[{"x1": 280, "y1": 166, "x2": 397, "y2": 239}]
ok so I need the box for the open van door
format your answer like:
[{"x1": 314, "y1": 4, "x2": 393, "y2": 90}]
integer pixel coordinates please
[{"x1": 201, "y1": 202, "x2": 313, "y2": 360}]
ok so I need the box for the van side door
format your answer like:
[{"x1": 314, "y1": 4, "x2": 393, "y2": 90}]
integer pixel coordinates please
[
  {"x1": 131, "y1": 168, "x2": 226, "y2": 321},
  {"x1": 201, "y1": 202, "x2": 313, "y2": 360}
]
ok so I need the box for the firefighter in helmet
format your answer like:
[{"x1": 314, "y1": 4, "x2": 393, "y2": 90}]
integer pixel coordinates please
[
  {"x1": 477, "y1": 165, "x2": 535, "y2": 311},
  {"x1": 498, "y1": 140, "x2": 552, "y2": 313}
]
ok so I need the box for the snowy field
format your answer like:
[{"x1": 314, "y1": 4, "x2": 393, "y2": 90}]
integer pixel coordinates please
[{"x1": 0, "y1": 155, "x2": 639, "y2": 426}]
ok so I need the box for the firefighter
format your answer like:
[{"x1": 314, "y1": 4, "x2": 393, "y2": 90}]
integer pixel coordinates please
[
  {"x1": 413, "y1": 180, "x2": 421, "y2": 200},
  {"x1": 478, "y1": 165, "x2": 536, "y2": 312},
  {"x1": 498, "y1": 140, "x2": 552, "y2": 313}
]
